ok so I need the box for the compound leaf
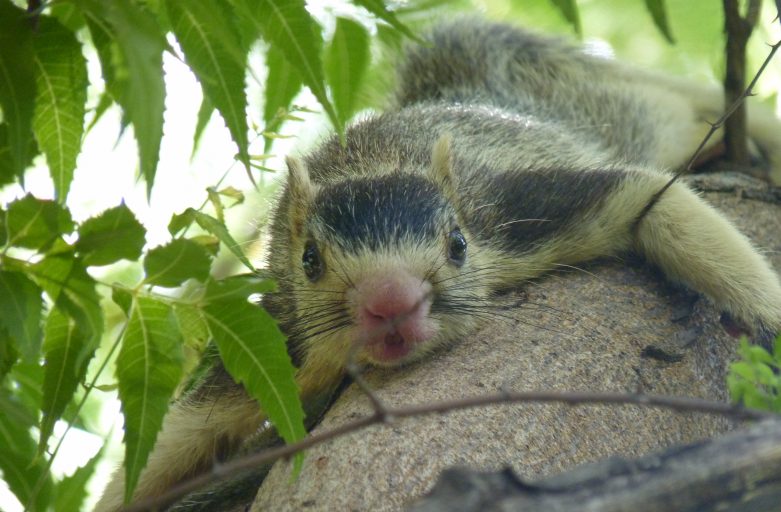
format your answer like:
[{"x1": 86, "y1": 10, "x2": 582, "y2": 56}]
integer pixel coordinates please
[
  {"x1": 81, "y1": 0, "x2": 166, "y2": 194},
  {"x1": 238, "y1": 0, "x2": 339, "y2": 137},
  {"x1": 325, "y1": 17, "x2": 370, "y2": 126},
  {"x1": 144, "y1": 238, "x2": 213, "y2": 287},
  {"x1": 0, "y1": 0, "x2": 36, "y2": 182},
  {"x1": 203, "y1": 278, "x2": 305, "y2": 469},
  {"x1": 0, "y1": 389, "x2": 53, "y2": 512},
  {"x1": 0, "y1": 271, "x2": 43, "y2": 362},
  {"x1": 262, "y1": 44, "x2": 302, "y2": 153},
  {"x1": 29, "y1": 254, "x2": 103, "y2": 347},
  {"x1": 32, "y1": 16, "x2": 88, "y2": 202},
  {"x1": 39, "y1": 307, "x2": 95, "y2": 451},
  {"x1": 54, "y1": 445, "x2": 103, "y2": 512},
  {"x1": 116, "y1": 296, "x2": 183, "y2": 503},
  {"x1": 166, "y1": 0, "x2": 250, "y2": 172},
  {"x1": 75, "y1": 203, "x2": 146, "y2": 266},
  {"x1": 350, "y1": 0, "x2": 420, "y2": 41},
  {"x1": 6, "y1": 194, "x2": 74, "y2": 251}
]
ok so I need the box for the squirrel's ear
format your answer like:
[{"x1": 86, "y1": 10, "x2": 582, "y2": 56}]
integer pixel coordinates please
[
  {"x1": 286, "y1": 156, "x2": 317, "y2": 236},
  {"x1": 427, "y1": 134, "x2": 460, "y2": 206}
]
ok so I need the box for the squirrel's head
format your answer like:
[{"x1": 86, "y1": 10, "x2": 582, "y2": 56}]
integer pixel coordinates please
[{"x1": 282, "y1": 135, "x2": 493, "y2": 369}]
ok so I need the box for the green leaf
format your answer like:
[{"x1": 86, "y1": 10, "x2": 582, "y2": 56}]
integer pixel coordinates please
[
  {"x1": 744, "y1": 344, "x2": 774, "y2": 366},
  {"x1": 216, "y1": 186, "x2": 244, "y2": 205},
  {"x1": 85, "y1": 91, "x2": 114, "y2": 134},
  {"x1": 730, "y1": 361, "x2": 756, "y2": 381},
  {"x1": 0, "y1": 328, "x2": 19, "y2": 379},
  {"x1": 167, "y1": 208, "x2": 252, "y2": 270},
  {"x1": 203, "y1": 278, "x2": 305, "y2": 469},
  {"x1": 643, "y1": 0, "x2": 675, "y2": 44},
  {"x1": 116, "y1": 296, "x2": 183, "y2": 503},
  {"x1": 0, "y1": 0, "x2": 37, "y2": 182},
  {"x1": 548, "y1": 0, "x2": 582, "y2": 36},
  {"x1": 168, "y1": 208, "x2": 196, "y2": 236},
  {"x1": 75, "y1": 203, "x2": 146, "y2": 266},
  {"x1": 0, "y1": 271, "x2": 43, "y2": 362},
  {"x1": 192, "y1": 93, "x2": 214, "y2": 158},
  {"x1": 325, "y1": 17, "x2": 370, "y2": 125},
  {"x1": 238, "y1": 0, "x2": 340, "y2": 137},
  {"x1": 49, "y1": 2, "x2": 87, "y2": 32},
  {"x1": 262, "y1": 44, "x2": 302, "y2": 153},
  {"x1": 112, "y1": 286, "x2": 134, "y2": 316},
  {"x1": 144, "y1": 238, "x2": 213, "y2": 287},
  {"x1": 191, "y1": 209, "x2": 254, "y2": 271},
  {"x1": 166, "y1": 0, "x2": 251, "y2": 173},
  {"x1": 190, "y1": 234, "x2": 220, "y2": 256},
  {"x1": 0, "y1": 390, "x2": 53, "y2": 512},
  {"x1": 206, "y1": 187, "x2": 225, "y2": 223},
  {"x1": 204, "y1": 274, "x2": 276, "y2": 302},
  {"x1": 54, "y1": 445, "x2": 103, "y2": 512},
  {"x1": 9, "y1": 361, "x2": 44, "y2": 413},
  {"x1": 5, "y1": 194, "x2": 74, "y2": 250},
  {"x1": 81, "y1": 0, "x2": 166, "y2": 195},
  {"x1": 350, "y1": 0, "x2": 421, "y2": 42},
  {"x1": 40, "y1": 307, "x2": 95, "y2": 451},
  {"x1": 28, "y1": 254, "x2": 104, "y2": 346},
  {"x1": 172, "y1": 303, "x2": 209, "y2": 351},
  {"x1": 0, "y1": 123, "x2": 38, "y2": 188},
  {"x1": 32, "y1": 16, "x2": 88, "y2": 203}
]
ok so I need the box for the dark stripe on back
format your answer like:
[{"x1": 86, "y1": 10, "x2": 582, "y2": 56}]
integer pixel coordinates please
[{"x1": 465, "y1": 167, "x2": 624, "y2": 251}]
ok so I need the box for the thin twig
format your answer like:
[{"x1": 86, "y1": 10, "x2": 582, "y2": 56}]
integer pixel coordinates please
[
  {"x1": 121, "y1": 390, "x2": 777, "y2": 512},
  {"x1": 632, "y1": 39, "x2": 781, "y2": 231},
  {"x1": 346, "y1": 362, "x2": 390, "y2": 419}
]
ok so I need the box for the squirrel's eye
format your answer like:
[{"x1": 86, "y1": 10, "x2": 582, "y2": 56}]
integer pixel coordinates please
[
  {"x1": 302, "y1": 241, "x2": 325, "y2": 281},
  {"x1": 447, "y1": 228, "x2": 467, "y2": 266}
]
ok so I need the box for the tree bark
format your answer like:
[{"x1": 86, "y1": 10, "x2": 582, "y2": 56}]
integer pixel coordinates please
[
  {"x1": 411, "y1": 417, "x2": 781, "y2": 512},
  {"x1": 249, "y1": 172, "x2": 781, "y2": 511}
]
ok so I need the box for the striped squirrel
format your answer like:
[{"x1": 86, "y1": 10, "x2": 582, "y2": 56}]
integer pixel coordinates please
[{"x1": 97, "y1": 19, "x2": 781, "y2": 511}]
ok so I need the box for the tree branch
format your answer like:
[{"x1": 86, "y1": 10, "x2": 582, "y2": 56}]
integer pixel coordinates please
[{"x1": 121, "y1": 391, "x2": 777, "y2": 512}]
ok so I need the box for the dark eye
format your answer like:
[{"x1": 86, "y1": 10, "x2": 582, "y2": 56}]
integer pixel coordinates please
[
  {"x1": 447, "y1": 228, "x2": 467, "y2": 266},
  {"x1": 302, "y1": 241, "x2": 325, "y2": 281}
]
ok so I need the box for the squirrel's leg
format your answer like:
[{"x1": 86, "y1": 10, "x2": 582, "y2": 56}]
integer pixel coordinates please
[
  {"x1": 630, "y1": 175, "x2": 781, "y2": 339},
  {"x1": 95, "y1": 380, "x2": 262, "y2": 512},
  {"x1": 95, "y1": 355, "x2": 345, "y2": 512}
]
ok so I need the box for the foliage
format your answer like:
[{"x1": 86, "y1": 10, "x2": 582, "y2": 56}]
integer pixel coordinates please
[
  {"x1": 0, "y1": 0, "x2": 394, "y2": 507},
  {"x1": 728, "y1": 337, "x2": 781, "y2": 412},
  {"x1": 0, "y1": 0, "x2": 778, "y2": 510}
]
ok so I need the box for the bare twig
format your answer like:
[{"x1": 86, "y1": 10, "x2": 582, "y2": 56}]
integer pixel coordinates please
[
  {"x1": 633, "y1": 38, "x2": 781, "y2": 229},
  {"x1": 346, "y1": 362, "x2": 390, "y2": 419},
  {"x1": 121, "y1": 391, "x2": 777, "y2": 512}
]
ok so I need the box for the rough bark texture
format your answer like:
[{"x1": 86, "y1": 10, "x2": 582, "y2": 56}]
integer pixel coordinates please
[
  {"x1": 410, "y1": 418, "x2": 781, "y2": 512},
  {"x1": 252, "y1": 172, "x2": 781, "y2": 512}
]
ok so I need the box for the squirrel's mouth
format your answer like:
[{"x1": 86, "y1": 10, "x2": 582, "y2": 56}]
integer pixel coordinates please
[{"x1": 366, "y1": 330, "x2": 415, "y2": 363}]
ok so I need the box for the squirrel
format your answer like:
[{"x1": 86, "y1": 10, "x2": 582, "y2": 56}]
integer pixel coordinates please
[{"x1": 96, "y1": 19, "x2": 781, "y2": 511}]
